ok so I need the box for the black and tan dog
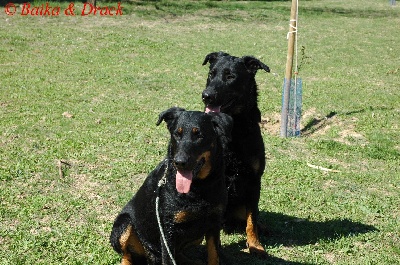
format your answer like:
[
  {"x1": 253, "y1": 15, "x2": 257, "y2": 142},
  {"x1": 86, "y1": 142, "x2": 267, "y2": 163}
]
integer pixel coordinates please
[
  {"x1": 201, "y1": 52, "x2": 270, "y2": 257},
  {"x1": 110, "y1": 107, "x2": 233, "y2": 265}
]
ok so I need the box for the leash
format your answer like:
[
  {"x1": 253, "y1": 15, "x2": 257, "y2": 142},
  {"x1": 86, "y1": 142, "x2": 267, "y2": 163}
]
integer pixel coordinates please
[{"x1": 155, "y1": 160, "x2": 177, "y2": 265}]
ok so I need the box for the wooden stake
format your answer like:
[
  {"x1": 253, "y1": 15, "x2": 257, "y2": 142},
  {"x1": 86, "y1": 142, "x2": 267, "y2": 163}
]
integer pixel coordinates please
[{"x1": 280, "y1": 0, "x2": 298, "y2": 137}]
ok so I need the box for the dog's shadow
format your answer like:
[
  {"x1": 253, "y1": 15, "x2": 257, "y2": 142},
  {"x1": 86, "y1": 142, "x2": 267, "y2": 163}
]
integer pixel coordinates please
[{"x1": 220, "y1": 211, "x2": 378, "y2": 265}]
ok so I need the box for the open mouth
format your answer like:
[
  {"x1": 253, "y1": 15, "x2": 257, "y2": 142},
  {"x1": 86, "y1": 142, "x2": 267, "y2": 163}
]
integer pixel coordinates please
[
  {"x1": 175, "y1": 158, "x2": 205, "y2": 194},
  {"x1": 205, "y1": 105, "x2": 221, "y2": 113},
  {"x1": 205, "y1": 98, "x2": 235, "y2": 114}
]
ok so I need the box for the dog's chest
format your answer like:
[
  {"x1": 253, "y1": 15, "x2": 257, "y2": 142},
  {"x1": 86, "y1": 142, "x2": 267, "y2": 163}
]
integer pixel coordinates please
[
  {"x1": 173, "y1": 209, "x2": 203, "y2": 224},
  {"x1": 171, "y1": 202, "x2": 223, "y2": 224}
]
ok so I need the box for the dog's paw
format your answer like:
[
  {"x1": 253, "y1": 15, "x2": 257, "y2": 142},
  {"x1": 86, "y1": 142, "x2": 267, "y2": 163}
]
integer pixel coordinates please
[{"x1": 247, "y1": 242, "x2": 269, "y2": 260}]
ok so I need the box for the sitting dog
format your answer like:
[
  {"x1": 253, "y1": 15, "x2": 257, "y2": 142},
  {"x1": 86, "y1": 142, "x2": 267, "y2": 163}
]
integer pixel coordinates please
[
  {"x1": 110, "y1": 107, "x2": 233, "y2": 265},
  {"x1": 201, "y1": 52, "x2": 270, "y2": 257}
]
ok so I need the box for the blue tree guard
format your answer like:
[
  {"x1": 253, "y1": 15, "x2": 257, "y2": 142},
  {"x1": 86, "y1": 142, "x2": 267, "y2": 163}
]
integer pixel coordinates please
[{"x1": 282, "y1": 78, "x2": 302, "y2": 137}]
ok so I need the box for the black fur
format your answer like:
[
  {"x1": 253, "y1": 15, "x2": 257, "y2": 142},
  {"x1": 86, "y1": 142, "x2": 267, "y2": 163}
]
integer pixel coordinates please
[
  {"x1": 110, "y1": 107, "x2": 233, "y2": 265},
  {"x1": 202, "y1": 52, "x2": 270, "y2": 257}
]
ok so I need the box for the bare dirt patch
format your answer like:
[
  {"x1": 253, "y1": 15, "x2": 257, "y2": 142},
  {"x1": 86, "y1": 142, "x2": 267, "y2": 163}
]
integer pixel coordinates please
[
  {"x1": 261, "y1": 112, "x2": 281, "y2": 136},
  {"x1": 263, "y1": 108, "x2": 368, "y2": 147}
]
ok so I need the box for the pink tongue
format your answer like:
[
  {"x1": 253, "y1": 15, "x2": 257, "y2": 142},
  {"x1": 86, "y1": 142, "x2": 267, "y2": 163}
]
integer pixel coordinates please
[
  {"x1": 205, "y1": 105, "x2": 221, "y2": 113},
  {"x1": 176, "y1": 170, "x2": 193, "y2": 194}
]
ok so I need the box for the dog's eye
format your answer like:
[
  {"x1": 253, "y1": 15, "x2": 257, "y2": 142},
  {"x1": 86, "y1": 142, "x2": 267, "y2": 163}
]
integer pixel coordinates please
[
  {"x1": 192, "y1": 127, "x2": 199, "y2": 135},
  {"x1": 192, "y1": 128, "x2": 203, "y2": 139},
  {"x1": 174, "y1": 127, "x2": 183, "y2": 138}
]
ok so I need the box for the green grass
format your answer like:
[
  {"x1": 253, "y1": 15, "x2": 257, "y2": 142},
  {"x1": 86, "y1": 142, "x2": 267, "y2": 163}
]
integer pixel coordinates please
[{"x1": 1, "y1": 0, "x2": 399, "y2": 264}]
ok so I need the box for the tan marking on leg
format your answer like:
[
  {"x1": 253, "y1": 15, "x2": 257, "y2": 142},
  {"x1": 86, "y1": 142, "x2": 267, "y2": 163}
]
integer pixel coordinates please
[
  {"x1": 206, "y1": 234, "x2": 219, "y2": 265},
  {"x1": 121, "y1": 255, "x2": 132, "y2": 265},
  {"x1": 246, "y1": 211, "x2": 266, "y2": 255},
  {"x1": 119, "y1": 225, "x2": 133, "y2": 265},
  {"x1": 119, "y1": 225, "x2": 132, "y2": 250},
  {"x1": 197, "y1": 151, "x2": 211, "y2": 179},
  {"x1": 119, "y1": 224, "x2": 146, "y2": 264}
]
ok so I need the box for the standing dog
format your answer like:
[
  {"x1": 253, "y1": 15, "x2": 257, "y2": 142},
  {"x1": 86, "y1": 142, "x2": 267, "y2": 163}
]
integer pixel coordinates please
[
  {"x1": 201, "y1": 52, "x2": 270, "y2": 257},
  {"x1": 110, "y1": 107, "x2": 232, "y2": 265}
]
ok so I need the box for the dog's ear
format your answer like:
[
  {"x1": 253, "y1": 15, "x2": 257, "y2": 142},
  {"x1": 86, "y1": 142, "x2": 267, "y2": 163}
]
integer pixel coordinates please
[
  {"x1": 210, "y1": 113, "x2": 233, "y2": 147},
  {"x1": 156, "y1": 107, "x2": 185, "y2": 130},
  {"x1": 242, "y1": 56, "x2": 270, "y2": 74},
  {"x1": 202, "y1": 51, "x2": 229, "y2": 66}
]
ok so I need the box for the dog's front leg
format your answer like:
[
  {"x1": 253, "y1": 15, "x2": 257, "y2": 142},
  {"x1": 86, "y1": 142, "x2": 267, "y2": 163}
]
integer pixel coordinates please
[
  {"x1": 245, "y1": 209, "x2": 268, "y2": 258},
  {"x1": 205, "y1": 229, "x2": 221, "y2": 265}
]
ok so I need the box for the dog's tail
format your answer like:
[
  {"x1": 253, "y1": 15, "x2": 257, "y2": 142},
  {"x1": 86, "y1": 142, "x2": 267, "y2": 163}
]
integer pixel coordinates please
[{"x1": 110, "y1": 213, "x2": 132, "y2": 254}]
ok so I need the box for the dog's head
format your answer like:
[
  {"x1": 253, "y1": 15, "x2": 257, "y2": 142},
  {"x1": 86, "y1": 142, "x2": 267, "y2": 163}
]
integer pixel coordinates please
[
  {"x1": 202, "y1": 51, "x2": 270, "y2": 116},
  {"x1": 157, "y1": 107, "x2": 232, "y2": 194}
]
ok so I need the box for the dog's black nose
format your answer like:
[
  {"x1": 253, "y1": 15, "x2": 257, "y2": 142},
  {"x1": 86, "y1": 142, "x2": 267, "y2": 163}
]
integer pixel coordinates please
[
  {"x1": 174, "y1": 154, "x2": 188, "y2": 169},
  {"x1": 202, "y1": 91, "x2": 216, "y2": 104}
]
